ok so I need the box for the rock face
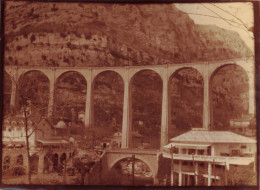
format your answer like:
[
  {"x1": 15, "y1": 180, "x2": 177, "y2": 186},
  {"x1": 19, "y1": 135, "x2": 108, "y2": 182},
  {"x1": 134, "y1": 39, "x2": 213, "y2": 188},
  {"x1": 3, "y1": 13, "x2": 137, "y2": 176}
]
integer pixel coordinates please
[{"x1": 4, "y1": 2, "x2": 252, "y2": 67}]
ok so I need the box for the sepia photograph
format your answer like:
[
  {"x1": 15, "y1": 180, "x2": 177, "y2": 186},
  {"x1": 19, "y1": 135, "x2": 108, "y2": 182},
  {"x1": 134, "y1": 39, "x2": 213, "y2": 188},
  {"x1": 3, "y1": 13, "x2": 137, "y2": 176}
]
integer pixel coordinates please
[{"x1": 1, "y1": 0, "x2": 258, "y2": 187}]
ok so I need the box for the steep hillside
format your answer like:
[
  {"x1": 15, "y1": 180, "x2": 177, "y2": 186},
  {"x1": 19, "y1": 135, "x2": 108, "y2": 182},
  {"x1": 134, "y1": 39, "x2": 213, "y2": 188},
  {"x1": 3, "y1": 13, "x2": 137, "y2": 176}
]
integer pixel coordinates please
[{"x1": 4, "y1": 2, "x2": 252, "y2": 67}]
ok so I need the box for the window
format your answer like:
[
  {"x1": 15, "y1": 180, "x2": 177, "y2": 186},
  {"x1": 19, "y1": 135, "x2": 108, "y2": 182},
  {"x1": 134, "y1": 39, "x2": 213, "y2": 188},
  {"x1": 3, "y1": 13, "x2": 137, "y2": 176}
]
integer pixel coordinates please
[
  {"x1": 207, "y1": 147, "x2": 211, "y2": 155},
  {"x1": 241, "y1": 145, "x2": 247, "y2": 149},
  {"x1": 16, "y1": 155, "x2": 23, "y2": 165},
  {"x1": 173, "y1": 147, "x2": 179, "y2": 154},
  {"x1": 182, "y1": 148, "x2": 187, "y2": 154},
  {"x1": 182, "y1": 161, "x2": 188, "y2": 165},
  {"x1": 231, "y1": 150, "x2": 241, "y2": 156},
  {"x1": 188, "y1": 149, "x2": 195, "y2": 155},
  {"x1": 198, "y1": 150, "x2": 204, "y2": 155},
  {"x1": 3, "y1": 156, "x2": 11, "y2": 171}
]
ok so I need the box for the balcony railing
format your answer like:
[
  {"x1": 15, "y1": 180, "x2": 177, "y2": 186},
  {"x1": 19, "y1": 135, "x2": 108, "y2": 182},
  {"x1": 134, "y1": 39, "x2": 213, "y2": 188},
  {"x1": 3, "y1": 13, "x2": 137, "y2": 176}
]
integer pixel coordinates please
[{"x1": 163, "y1": 153, "x2": 255, "y2": 166}]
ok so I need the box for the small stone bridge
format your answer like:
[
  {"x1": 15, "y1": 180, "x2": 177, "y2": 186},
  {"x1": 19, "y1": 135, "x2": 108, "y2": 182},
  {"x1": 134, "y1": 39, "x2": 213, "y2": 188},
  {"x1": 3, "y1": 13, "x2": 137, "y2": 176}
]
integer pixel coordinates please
[{"x1": 99, "y1": 149, "x2": 160, "y2": 183}]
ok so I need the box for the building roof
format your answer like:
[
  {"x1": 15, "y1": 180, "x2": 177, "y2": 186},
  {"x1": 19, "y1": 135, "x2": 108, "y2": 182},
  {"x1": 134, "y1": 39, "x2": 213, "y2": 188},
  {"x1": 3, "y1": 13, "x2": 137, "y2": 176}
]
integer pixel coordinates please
[
  {"x1": 113, "y1": 132, "x2": 122, "y2": 137},
  {"x1": 132, "y1": 131, "x2": 143, "y2": 138},
  {"x1": 3, "y1": 116, "x2": 52, "y2": 128},
  {"x1": 230, "y1": 114, "x2": 254, "y2": 122},
  {"x1": 230, "y1": 119, "x2": 251, "y2": 122},
  {"x1": 55, "y1": 120, "x2": 67, "y2": 129},
  {"x1": 37, "y1": 139, "x2": 69, "y2": 145},
  {"x1": 169, "y1": 130, "x2": 256, "y2": 144}
]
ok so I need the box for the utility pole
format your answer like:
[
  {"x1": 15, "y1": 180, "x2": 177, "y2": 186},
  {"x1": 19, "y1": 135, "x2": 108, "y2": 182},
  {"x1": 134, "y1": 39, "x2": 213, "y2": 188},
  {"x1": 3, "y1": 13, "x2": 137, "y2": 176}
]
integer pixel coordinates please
[
  {"x1": 170, "y1": 145, "x2": 174, "y2": 186},
  {"x1": 132, "y1": 154, "x2": 135, "y2": 186},
  {"x1": 224, "y1": 162, "x2": 227, "y2": 185}
]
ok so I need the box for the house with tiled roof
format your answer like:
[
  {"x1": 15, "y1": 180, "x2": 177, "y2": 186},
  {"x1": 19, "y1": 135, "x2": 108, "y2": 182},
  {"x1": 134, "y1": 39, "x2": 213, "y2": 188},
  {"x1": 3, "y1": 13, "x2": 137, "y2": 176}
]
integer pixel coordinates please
[{"x1": 163, "y1": 128, "x2": 256, "y2": 186}]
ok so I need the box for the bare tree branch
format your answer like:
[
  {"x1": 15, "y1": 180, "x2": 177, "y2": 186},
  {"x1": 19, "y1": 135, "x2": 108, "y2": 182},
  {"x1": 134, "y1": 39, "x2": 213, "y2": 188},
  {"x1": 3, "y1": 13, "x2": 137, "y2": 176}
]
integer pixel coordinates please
[{"x1": 209, "y1": 3, "x2": 251, "y2": 31}]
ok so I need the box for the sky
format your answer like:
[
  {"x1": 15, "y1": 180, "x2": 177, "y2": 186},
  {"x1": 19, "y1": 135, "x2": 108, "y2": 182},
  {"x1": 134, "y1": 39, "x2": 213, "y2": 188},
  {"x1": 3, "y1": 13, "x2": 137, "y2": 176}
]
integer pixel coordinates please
[{"x1": 175, "y1": 3, "x2": 254, "y2": 53}]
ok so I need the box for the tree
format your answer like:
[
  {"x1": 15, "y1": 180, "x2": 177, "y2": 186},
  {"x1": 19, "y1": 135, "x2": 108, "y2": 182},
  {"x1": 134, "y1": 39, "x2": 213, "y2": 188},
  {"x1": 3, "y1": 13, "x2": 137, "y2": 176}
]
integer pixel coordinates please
[
  {"x1": 4, "y1": 70, "x2": 50, "y2": 184},
  {"x1": 226, "y1": 164, "x2": 256, "y2": 185},
  {"x1": 71, "y1": 150, "x2": 99, "y2": 185}
]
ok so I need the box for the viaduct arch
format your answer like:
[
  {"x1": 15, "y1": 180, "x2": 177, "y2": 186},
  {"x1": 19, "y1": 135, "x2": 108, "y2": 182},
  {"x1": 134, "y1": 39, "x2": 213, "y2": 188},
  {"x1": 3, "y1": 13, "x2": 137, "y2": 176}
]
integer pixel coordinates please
[
  {"x1": 210, "y1": 63, "x2": 250, "y2": 130},
  {"x1": 16, "y1": 70, "x2": 50, "y2": 116},
  {"x1": 129, "y1": 69, "x2": 163, "y2": 148},
  {"x1": 4, "y1": 57, "x2": 255, "y2": 148},
  {"x1": 54, "y1": 71, "x2": 87, "y2": 120},
  {"x1": 168, "y1": 67, "x2": 204, "y2": 138},
  {"x1": 92, "y1": 70, "x2": 124, "y2": 129}
]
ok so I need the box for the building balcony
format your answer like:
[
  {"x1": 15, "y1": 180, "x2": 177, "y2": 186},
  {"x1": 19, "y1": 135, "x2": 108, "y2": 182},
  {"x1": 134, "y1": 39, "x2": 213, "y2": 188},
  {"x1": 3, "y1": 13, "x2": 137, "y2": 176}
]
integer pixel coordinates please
[{"x1": 163, "y1": 153, "x2": 255, "y2": 166}]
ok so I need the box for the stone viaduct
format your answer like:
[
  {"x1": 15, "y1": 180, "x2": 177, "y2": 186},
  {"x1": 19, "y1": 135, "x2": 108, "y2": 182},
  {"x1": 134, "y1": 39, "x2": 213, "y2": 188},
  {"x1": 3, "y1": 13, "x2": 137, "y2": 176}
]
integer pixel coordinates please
[{"x1": 4, "y1": 57, "x2": 255, "y2": 150}]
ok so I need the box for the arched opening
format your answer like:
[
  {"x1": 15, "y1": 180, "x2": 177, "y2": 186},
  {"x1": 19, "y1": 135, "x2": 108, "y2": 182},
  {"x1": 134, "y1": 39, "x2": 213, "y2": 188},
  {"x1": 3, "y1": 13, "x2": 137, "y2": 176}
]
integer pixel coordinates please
[
  {"x1": 210, "y1": 64, "x2": 249, "y2": 130},
  {"x1": 168, "y1": 68, "x2": 204, "y2": 139},
  {"x1": 30, "y1": 155, "x2": 39, "y2": 174},
  {"x1": 130, "y1": 70, "x2": 162, "y2": 149},
  {"x1": 106, "y1": 157, "x2": 153, "y2": 186},
  {"x1": 60, "y1": 153, "x2": 67, "y2": 165},
  {"x1": 16, "y1": 154, "x2": 23, "y2": 166},
  {"x1": 16, "y1": 70, "x2": 50, "y2": 117},
  {"x1": 3, "y1": 155, "x2": 11, "y2": 171},
  {"x1": 43, "y1": 154, "x2": 52, "y2": 174},
  {"x1": 92, "y1": 71, "x2": 124, "y2": 148},
  {"x1": 4, "y1": 71, "x2": 12, "y2": 115},
  {"x1": 54, "y1": 71, "x2": 87, "y2": 124},
  {"x1": 52, "y1": 153, "x2": 59, "y2": 171}
]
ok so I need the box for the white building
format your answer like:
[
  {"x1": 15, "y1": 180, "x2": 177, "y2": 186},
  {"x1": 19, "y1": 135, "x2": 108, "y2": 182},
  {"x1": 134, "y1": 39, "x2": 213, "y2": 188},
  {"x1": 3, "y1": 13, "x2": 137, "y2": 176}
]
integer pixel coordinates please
[
  {"x1": 2, "y1": 118, "x2": 36, "y2": 150},
  {"x1": 163, "y1": 129, "x2": 256, "y2": 186}
]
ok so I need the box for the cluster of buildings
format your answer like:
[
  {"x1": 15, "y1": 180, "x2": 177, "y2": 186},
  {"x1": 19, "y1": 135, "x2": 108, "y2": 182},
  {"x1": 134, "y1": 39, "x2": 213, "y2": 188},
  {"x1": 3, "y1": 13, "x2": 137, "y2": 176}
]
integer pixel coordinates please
[
  {"x1": 2, "y1": 115, "x2": 75, "y2": 175},
  {"x1": 2, "y1": 108, "x2": 257, "y2": 186}
]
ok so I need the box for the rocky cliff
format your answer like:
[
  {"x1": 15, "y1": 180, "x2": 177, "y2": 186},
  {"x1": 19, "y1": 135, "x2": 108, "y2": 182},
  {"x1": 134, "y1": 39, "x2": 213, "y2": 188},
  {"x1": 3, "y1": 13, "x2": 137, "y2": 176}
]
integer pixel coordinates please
[{"x1": 4, "y1": 2, "x2": 252, "y2": 67}]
